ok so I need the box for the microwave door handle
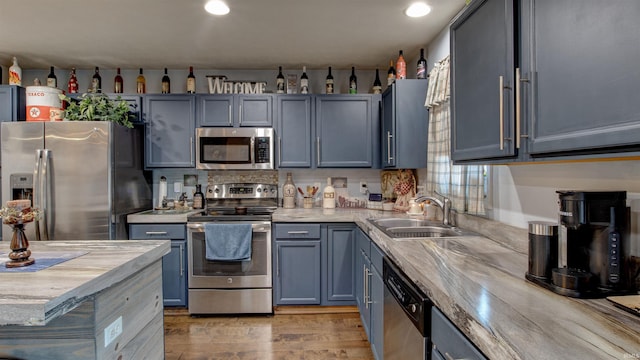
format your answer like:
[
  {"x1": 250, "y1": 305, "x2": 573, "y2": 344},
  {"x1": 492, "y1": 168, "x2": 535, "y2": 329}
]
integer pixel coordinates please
[{"x1": 250, "y1": 136, "x2": 255, "y2": 167}]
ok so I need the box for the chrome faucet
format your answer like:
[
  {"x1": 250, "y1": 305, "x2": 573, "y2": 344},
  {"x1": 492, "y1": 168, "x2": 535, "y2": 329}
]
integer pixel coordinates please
[{"x1": 414, "y1": 192, "x2": 452, "y2": 226}]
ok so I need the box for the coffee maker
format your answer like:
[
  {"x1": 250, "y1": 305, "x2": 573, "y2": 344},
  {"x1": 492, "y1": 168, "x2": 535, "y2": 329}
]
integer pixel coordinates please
[{"x1": 550, "y1": 190, "x2": 635, "y2": 297}]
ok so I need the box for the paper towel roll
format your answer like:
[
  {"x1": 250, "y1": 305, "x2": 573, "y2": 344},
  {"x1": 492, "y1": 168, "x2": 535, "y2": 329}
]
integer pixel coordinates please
[{"x1": 158, "y1": 176, "x2": 167, "y2": 208}]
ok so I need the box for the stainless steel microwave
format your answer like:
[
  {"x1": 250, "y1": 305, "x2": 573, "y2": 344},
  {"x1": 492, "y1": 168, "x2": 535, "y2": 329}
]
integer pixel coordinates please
[{"x1": 196, "y1": 127, "x2": 274, "y2": 170}]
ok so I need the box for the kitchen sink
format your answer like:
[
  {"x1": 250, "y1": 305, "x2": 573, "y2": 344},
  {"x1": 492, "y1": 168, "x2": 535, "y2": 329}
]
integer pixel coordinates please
[{"x1": 368, "y1": 218, "x2": 477, "y2": 239}]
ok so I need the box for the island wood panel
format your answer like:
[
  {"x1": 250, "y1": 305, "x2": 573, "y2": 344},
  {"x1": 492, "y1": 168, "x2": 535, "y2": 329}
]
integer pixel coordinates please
[{"x1": 0, "y1": 260, "x2": 164, "y2": 360}]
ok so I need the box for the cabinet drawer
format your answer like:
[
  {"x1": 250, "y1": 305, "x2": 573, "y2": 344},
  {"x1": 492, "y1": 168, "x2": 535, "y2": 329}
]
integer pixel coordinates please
[
  {"x1": 274, "y1": 224, "x2": 321, "y2": 239},
  {"x1": 370, "y1": 242, "x2": 384, "y2": 271},
  {"x1": 432, "y1": 307, "x2": 486, "y2": 360},
  {"x1": 130, "y1": 224, "x2": 186, "y2": 240}
]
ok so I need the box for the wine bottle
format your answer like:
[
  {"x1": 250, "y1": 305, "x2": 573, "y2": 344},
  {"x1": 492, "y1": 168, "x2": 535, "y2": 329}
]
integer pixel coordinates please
[
  {"x1": 8, "y1": 57, "x2": 21, "y2": 86},
  {"x1": 417, "y1": 48, "x2": 427, "y2": 79},
  {"x1": 193, "y1": 184, "x2": 205, "y2": 210},
  {"x1": 322, "y1": 177, "x2": 335, "y2": 209},
  {"x1": 187, "y1": 66, "x2": 196, "y2": 94},
  {"x1": 276, "y1": 66, "x2": 285, "y2": 94},
  {"x1": 325, "y1": 66, "x2": 334, "y2": 94},
  {"x1": 47, "y1": 66, "x2": 57, "y2": 88},
  {"x1": 68, "y1": 68, "x2": 78, "y2": 93},
  {"x1": 282, "y1": 172, "x2": 296, "y2": 209},
  {"x1": 387, "y1": 60, "x2": 396, "y2": 86},
  {"x1": 162, "y1": 68, "x2": 171, "y2": 94},
  {"x1": 300, "y1": 66, "x2": 309, "y2": 94},
  {"x1": 349, "y1": 66, "x2": 357, "y2": 94},
  {"x1": 396, "y1": 50, "x2": 406, "y2": 80},
  {"x1": 136, "y1": 68, "x2": 146, "y2": 94},
  {"x1": 372, "y1": 69, "x2": 382, "y2": 94},
  {"x1": 91, "y1": 67, "x2": 102, "y2": 93},
  {"x1": 114, "y1": 67, "x2": 123, "y2": 93}
]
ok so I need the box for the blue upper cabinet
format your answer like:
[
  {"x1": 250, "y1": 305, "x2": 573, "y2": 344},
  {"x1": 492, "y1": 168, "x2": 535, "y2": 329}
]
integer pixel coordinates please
[
  {"x1": 452, "y1": 0, "x2": 640, "y2": 163},
  {"x1": 450, "y1": 0, "x2": 516, "y2": 162},
  {"x1": 0, "y1": 85, "x2": 26, "y2": 121},
  {"x1": 275, "y1": 95, "x2": 313, "y2": 168},
  {"x1": 521, "y1": 0, "x2": 640, "y2": 157},
  {"x1": 197, "y1": 94, "x2": 273, "y2": 127},
  {"x1": 143, "y1": 94, "x2": 196, "y2": 168},
  {"x1": 315, "y1": 95, "x2": 380, "y2": 168},
  {"x1": 381, "y1": 80, "x2": 429, "y2": 168}
]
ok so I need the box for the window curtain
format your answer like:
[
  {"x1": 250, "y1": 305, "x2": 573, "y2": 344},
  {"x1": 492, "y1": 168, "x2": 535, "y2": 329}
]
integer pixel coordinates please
[{"x1": 425, "y1": 56, "x2": 485, "y2": 216}]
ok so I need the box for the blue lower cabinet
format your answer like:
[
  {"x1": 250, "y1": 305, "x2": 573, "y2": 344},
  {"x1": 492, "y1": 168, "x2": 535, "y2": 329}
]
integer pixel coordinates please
[
  {"x1": 273, "y1": 223, "x2": 356, "y2": 306},
  {"x1": 356, "y1": 227, "x2": 384, "y2": 360},
  {"x1": 275, "y1": 240, "x2": 322, "y2": 305},
  {"x1": 323, "y1": 225, "x2": 356, "y2": 304},
  {"x1": 129, "y1": 224, "x2": 188, "y2": 307}
]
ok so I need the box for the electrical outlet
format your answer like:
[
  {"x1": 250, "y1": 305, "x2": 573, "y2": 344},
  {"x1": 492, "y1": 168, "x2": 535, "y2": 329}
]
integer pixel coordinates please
[
  {"x1": 104, "y1": 316, "x2": 123, "y2": 347},
  {"x1": 360, "y1": 181, "x2": 368, "y2": 194}
]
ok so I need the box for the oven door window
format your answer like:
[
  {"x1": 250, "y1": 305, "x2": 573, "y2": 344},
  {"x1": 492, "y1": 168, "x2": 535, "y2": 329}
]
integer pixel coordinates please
[
  {"x1": 191, "y1": 228, "x2": 268, "y2": 278},
  {"x1": 200, "y1": 137, "x2": 252, "y2": 164}
]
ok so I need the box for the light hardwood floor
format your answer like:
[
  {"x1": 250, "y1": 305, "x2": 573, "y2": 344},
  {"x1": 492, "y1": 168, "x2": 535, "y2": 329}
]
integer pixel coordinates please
[{"x1": 164, "y1": 308, "x2": 375, "y2": 360}]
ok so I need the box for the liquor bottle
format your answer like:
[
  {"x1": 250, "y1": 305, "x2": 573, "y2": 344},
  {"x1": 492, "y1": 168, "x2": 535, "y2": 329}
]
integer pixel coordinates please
[
  {"x1": 300, "y1": 66, "x2": 309, "y2": 94},
  {"x1": 187, "y1": 66, "x2": 196, "y2": 94},
  {"x1": 282, "y1": 172, "x2": 296, "y2": 209},
  {"x1": 325, "y1": 66, "x2": 334, "y2": 94},
  {"x1": 114, "y1": 68, "x2": 123, "y2": 93},
  {"x1": 322, "y1": 177, "x2": 335, "y2": 209},
  {"x1": 47, "y1": 66, "x2": 57, "y2": 88},
  {"x1": 349, "y1": 66, "x2": 357, "y2": 94},
  {"x1": 193, "y1": 184, "x2": 205, "y2": 210},
  {"x1": 68, "y1": 68, "x2": 78, "y2": 93},
  {"x1": 372, "y1": 69, "x2": 382, "y2": 94},
  {"x1": 396, "y1": 50, "x2": 406, "y2": 80},
  {"x1": 91, "y1": 67, "x2": 102, "y2": 93},
  {"x1": 276, "y1": 66, "x2": 285, "y2": 94},
  {"x1": 387, "y1": 60, "x2": 396, "y2": 86},
  {"x1": 9, "y1": 57, "x2": 22, "y2": 86},
  {"x1": 136, "y1": 68, "x2": 146, "y2": 94},
  {"x1": 161, "y1": 68, "x2": 170, "y2": 94},
  {"x1": 416, "y1": 48, "x2": 427, "y2": 79}
]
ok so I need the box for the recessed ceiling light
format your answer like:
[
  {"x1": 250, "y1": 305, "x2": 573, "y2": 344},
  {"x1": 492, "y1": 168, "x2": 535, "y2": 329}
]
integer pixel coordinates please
[
  {"x1": 205, "y1": 0, "x2": 230, "y2": 15},
  {"x1": 405, "y1": 2, "x2": 432, "y2": 17}
]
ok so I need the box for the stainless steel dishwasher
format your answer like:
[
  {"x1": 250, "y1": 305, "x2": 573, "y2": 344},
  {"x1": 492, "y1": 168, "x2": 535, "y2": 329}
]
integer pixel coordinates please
[{"x1": 383, "y1": 258, "x2": 432, "y2": 360}]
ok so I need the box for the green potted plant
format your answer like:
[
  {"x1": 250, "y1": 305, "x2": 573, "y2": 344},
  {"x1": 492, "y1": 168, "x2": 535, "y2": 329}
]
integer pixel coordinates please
[{"x1": 59, "y1": 93, "x2": 135, "y2": 128}]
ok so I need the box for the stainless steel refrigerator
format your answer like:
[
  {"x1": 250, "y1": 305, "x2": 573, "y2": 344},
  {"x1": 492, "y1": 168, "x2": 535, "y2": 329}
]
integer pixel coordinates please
[{"x1": 1, "y1": 122, "x2": 152, "y2": 241}]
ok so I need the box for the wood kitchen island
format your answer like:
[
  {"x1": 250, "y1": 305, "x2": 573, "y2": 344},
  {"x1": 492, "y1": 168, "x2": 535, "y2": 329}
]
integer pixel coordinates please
[{"x1": 0, "y1": 240, "x2": 170, "y2": 360}]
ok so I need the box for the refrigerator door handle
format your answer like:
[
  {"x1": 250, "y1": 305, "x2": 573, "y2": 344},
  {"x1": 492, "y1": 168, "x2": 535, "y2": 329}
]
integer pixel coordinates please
[
  {"x1": 41, "y1": 149, "x2": 51, "y2": 241},
  {"x1": 33, "y1": 149, "x2": 43, "y2": 241}
]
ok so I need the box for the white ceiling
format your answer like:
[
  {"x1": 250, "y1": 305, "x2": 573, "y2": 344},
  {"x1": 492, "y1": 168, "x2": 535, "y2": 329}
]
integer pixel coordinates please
[{"x1": 0, "y1": 0, "x2": 465, "y2": 71}]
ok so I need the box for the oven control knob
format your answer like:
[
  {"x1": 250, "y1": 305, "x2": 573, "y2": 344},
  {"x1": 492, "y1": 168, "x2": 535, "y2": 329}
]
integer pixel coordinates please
[
  {"x1": 257, "y1": 188, "x2": 262, "y2": 193},
  {"x1": 409, "y1": 304, "x2": 417, "y2": 313},
  {"x1": 214, "y1": 188, "x2": 220, "y2": 193},
  {"x1": 227, "y1": 277, "x2": 233, "y2": 284}
]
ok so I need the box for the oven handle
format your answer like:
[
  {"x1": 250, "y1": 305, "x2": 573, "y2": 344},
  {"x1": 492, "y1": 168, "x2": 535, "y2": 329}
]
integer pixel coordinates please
[{"x1": 187, "y1": 222, "x2": 271, "y2": 233}]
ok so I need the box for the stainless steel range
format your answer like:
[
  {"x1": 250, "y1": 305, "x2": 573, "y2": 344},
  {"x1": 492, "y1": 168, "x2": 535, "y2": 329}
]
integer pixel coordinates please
[{"x1": 186, "y1": 183, "x2": 277, "y2": 314}]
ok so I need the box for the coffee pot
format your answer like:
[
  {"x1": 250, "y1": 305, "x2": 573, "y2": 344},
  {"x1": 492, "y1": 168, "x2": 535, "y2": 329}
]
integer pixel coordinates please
[{"x1": 527, "y1": 191, "x2": 637, "y2": 298}]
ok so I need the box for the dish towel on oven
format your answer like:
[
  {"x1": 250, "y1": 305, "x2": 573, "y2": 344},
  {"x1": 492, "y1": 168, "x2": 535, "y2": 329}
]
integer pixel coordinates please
[{"x1": 204, "y1": 223, "x2": 253, "y2": 261}]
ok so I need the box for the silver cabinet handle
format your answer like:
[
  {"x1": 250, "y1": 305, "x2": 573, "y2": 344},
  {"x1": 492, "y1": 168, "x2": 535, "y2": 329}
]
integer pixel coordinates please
[
  {"x1": 386, "y1": 131, "x2": 393, "y2": 163},
  {"x1": 316, "y1": 137, "x2": 320, "y2": 165},
  {"x1": 287, "y1": 231, "x2": 309, "y2": 235},
  {"x1": 363, "y1": 264, "x2": 369, "y2": 309},
  {"x1": 516, "y1": 67, "x2": 529, "y2": 149},
  {"x1": 276, "y1": 248, "x2": 280, "y2": 277},
  {"x1": 366, "y1": 268, "x2": 373, "y2": 306},
  {"x1": 179, "y1": 243, "x2": 184, "y2": 277},
  {"x1": 190, "y1": 136, "x2": 194, "y2": 163},
  {"x1": 499, "y1": 75, "x2": 505, "y2": 151},
  {"x1": 145, "y1": 231, "x2": 168, "y2": 235},
  {"x1": 278, "y1": 136, "x2": 282, "y2": 167},
  {"x1": 239, "y1": 105, "x2": 243, "y2": 125},
  {"x1": 228, "y1": 104, "x2": 232, "y2": 126}
]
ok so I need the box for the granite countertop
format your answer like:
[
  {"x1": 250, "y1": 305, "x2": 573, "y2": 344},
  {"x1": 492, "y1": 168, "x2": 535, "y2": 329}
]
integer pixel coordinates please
[
  {"x1": 127, "y1": 208, "x2": 203, "y2": 223},
  {"x1": 273, "y1": 208, "x2": 640, "y2": 359},
  {"x1": 0, "y1": 240, "x2": 170, "y2": 326}
]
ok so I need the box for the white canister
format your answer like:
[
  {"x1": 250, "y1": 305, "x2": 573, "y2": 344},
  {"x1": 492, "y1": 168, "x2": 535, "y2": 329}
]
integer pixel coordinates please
[{"x1": 26, "y1": 86, "x2": 63, "y2": 121}]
